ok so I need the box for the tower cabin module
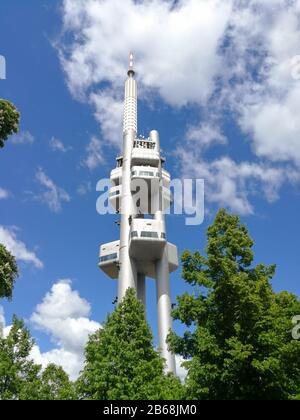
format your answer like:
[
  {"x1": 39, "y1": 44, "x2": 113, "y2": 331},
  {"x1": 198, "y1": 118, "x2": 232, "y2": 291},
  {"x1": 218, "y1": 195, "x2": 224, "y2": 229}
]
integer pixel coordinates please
[{"x1": 99, "y1": 53, "x2": 178, "y2": 373}]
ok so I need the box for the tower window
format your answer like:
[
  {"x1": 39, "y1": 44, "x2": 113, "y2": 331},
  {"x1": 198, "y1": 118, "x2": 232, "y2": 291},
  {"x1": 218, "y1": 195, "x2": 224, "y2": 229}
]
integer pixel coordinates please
[
  {"x1": 141, "y1": 231, "x2": 159, "y2": 238},
  {"x1": 131, "y1": 231, "x2": 138, "y2": 238},
  {"x1": 139, "y1": 171, "x2": 154, "y2": 177},
  {"x1": 100, "y1": 253, "x2": 118, "y2": 263}
]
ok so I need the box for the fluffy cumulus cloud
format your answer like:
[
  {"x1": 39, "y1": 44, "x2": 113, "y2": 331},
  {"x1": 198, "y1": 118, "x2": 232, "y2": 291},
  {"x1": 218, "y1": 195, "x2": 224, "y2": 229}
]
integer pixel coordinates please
[
  {"x1": 58, "y1": 0, "x2": 232, "y2": 141},
  {"x1": 60, "y1": 0, "x2": 231, "y2": 104},
  {"x1": 30, "y1": 346, "x2": 84, "y2": 380},
  {"x1": 30, "y1": 280, "x2": 101, "y2": 379},
  {"x1": 58, "y1": 0, "x2": 300, "y2": 213},
  {"x1": 241, "y1": 90, "x2": 300, "y2": 165},
  {"x1": 220, "y1": 0, "x2": 300, "y2": 168},
  {"x1": 0, "y1": 225, "x2": 43, "y2": 268},
  {"x1": 35, "y1": 168, "x2": 71, "y2": 213},
  {"x1": 1, "y1": 281, "x2": 100, "y2": 380}
]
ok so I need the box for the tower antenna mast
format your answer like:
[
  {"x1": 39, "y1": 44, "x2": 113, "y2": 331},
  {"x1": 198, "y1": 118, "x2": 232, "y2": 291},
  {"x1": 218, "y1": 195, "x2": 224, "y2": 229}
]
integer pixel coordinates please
[{"x1": 128, "y1": 51, "x2": 135, "y2": 77}]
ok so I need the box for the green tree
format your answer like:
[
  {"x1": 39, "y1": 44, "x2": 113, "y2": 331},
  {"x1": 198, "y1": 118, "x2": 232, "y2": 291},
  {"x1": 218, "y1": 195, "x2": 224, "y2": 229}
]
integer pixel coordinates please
[
  {"x1": 0, "y1": 99, "x2": 20, "y2": 148},
  {"x1": 0, "y1": 316, "x2": 41, "y2": 400},
  {"x1": 77, "y1": 288, "x2": 182, "y2": 400},
  {"x1": 0, "y1": 316, "x2": 75, "y2": 400},
  {"x1": 37, "y1": 364, "x2": 76, "y2": 400},
  {"x1": 169, "y1": 209, "x2": 300, "y2": 400},
  {"x1": 0, "y1": 244, "x2": 18, "y2": 299}
]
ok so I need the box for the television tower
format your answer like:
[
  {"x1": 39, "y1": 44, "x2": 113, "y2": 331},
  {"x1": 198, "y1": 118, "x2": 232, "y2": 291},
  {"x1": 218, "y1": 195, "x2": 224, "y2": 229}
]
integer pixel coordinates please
[{"x1": 99, "y1": 53, "x2": 178, "y2": 373}]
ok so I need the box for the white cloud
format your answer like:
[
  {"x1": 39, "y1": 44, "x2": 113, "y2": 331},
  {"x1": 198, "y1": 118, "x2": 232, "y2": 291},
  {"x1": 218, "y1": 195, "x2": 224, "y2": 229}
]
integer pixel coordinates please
[
  {"x1": 49, "y1": 137, "x2": 71, "y2": 153},
  {"x1": 219, "y1": 1, "x2": 300, "y2": 168},
  {"x1": 30, "y1": 345, "x2": 83, "y2": 381},
  {"x1": 35, "y1": 168, "x2": 71, "y2": 213},
  {"x1": 176, "y1": 146, "x2": 297, "y2": 215},
  {"x1": 82, "y1": 136, "x2": 105, "y2": 170},
  {"x1": 90, "y1": 91, "x2": 123, "y2": 150},
  {"x1": 1, "y1": 281, "x2": 100, "y2": 380},
  {"x1": 0, "y1": 307, "x2": 11, "y2": 338},
  {"x1": 11, "y1": 131, "x2": 34, "y2": 145},
  {"x1": 240, "y1": 86, "x2": 300, "y2": 165},
  {"x1": 0, "y1": 225, "x2": 43, "y2": 268},
  {"x1": 58, "y1": 0, "x2": 232, "y2": 146},
  {"x1": 31, "y1": 280, "x2": 98, "y2": 352},
  {"x1": 57, "y1": 0, "x2": 300, "y2": 212},
  {"x1": 60, "y1": 0, "x2": 232, "y2": 105},
  {"x1": 0, "y1": 187, "x2": 10, "y2": 200},
  {"x1": 30, "y1": 280, "x2": 101, "y2": 379},
  {"x1": 186, "y1": 122, "x2": 227, "y2": 150},
  {"x1": 77, "y1": 181, "x2": 92, "y2": 196},
  {"x1": 178, "y1": 0, "x2": 300, "y2": 210},
  {"x1": 3, "y1": 325, "x2": 11, "y2": 337}
]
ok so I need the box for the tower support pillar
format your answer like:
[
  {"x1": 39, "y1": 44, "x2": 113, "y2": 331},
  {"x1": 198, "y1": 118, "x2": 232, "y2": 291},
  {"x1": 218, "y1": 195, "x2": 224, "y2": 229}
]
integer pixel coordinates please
[
  {"x1": 118, "y1": 130, "x2": 137, "y2": 301},
  {"x1": 137, "y1": 273, "x2": 146, "y2": 307},
  {"x1": 156, "y1": 246, "x2": 176, "y2": 374}
]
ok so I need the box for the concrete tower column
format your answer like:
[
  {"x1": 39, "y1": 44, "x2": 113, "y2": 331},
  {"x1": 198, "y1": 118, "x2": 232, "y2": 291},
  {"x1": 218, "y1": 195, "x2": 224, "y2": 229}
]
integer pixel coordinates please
[
  {"x1": 155, "y1": 246, "x2": 175, "y2": 373},
  {"x1": 118, "y1": 130, "x2": 137, "y2": 301},
  {"x1": 137, "y1": 273, "x2": 146, "y2": 306},
  {"x1": 118, "y1": 62, "x2": 138, "y2": 301},
  {"x1": 151, "y1": 130, "x2": 176, "y2": 374}
]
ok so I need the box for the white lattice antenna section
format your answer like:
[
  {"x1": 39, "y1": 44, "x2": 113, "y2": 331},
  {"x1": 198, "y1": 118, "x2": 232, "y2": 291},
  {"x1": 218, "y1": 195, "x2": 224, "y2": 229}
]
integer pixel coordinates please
[
  {"x1": 129, "y1": 51, "x2": 134, "y2": 72},
  {"x1": 123, "y1": 52, "x2": 137, "y2": 133}
]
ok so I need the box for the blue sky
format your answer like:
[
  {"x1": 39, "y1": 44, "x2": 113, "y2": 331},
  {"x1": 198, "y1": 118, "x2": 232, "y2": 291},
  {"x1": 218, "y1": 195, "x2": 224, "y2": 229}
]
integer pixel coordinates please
[{"x1": 0, "y1": 0, "x2": 300, "y2": 378}]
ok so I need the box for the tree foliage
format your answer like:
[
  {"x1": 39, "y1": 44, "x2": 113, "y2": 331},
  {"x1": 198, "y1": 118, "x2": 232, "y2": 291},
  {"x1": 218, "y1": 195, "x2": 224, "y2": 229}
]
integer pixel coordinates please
[
  {"x1": 0, "y1": 244, "x2": 18, "y2": 300},
  {"x1": 0, "y1": 316, "x2": 40, "y2": 400},
  {"x1": 77, "y1": 288, "x2": 183, "y2": 400},
  {"x1": 2, "y1": 209, "x2": 299, "y2": 400},
  {"x1": 168, "y1": 209, "x2": 300, "y2": 400},
  {"x1": 36, "y1": 364, "x2": 76, "y2": 400},
  {"x1": 0, "y1": 316, "x2": 74, "y2": 400},
  {"x1": 0, "y1": 99, "x2": 20, "y2": 148}
]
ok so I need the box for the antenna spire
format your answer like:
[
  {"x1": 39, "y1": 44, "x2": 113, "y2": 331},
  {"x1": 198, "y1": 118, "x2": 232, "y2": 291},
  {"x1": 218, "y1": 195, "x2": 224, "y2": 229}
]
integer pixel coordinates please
[{"x1": 128, "y1": 51, "x2": 135, "y2": 77}]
